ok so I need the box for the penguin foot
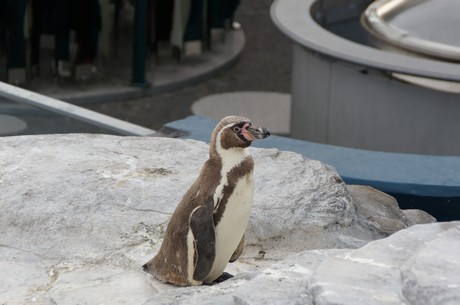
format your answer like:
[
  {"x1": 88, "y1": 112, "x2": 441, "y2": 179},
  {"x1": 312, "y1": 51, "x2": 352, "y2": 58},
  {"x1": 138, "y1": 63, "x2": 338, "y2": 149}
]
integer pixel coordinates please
[
  {"x1": 204, "y1": 272, "x2": 234, "y2": 286},
  {"x1": 215, "y1": 272, "x2": 234, "y2": 283}
]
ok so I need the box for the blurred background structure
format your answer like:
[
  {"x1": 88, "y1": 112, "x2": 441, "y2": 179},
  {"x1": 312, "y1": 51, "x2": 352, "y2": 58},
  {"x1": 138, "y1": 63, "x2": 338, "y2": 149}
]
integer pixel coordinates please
[
  {"x1": 275, "y1": 0, "x2": 460, "y2": 156},
  {"x1": 0, "y1": 0, "x2": 291, "y2": 133}
]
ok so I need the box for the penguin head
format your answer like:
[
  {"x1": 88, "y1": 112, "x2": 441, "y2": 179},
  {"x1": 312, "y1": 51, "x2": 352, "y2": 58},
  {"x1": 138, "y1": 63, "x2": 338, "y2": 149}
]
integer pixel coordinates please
[{"x1": 211, "y1": 116, "x2": 270, "y2": 152}]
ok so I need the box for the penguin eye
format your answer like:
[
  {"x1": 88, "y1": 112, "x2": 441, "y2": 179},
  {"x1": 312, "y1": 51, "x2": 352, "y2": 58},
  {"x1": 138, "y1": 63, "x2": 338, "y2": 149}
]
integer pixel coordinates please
[{"x1": 233, "y1": 126, "x2": 241, "y2": 133}]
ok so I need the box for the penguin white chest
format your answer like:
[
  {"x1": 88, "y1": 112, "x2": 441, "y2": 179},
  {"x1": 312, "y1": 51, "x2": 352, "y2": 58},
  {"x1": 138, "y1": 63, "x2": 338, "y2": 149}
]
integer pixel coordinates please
[{"x1": 204, "y1": 172, "x2": 254, "y2": 282}]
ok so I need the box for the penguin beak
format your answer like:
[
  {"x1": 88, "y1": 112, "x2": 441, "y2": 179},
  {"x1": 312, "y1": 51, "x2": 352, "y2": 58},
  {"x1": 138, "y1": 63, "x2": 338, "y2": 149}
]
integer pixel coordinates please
[{"x1": 242, "y1": 124, "x2": 270, "y2": 141}]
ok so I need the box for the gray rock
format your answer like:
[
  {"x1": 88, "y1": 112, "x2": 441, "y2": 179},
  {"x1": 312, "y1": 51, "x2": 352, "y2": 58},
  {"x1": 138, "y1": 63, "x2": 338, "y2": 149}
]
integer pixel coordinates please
[
  {"x1": 48, "y1": 267, "x2": 157, "y2": 305},
  {"x1": 0, "y1": 261, "x2": 50, "y2": 304},
  {"x1": 308, "y1": 222, "x2": 460, "y2": 305},
  {"x1": 348, "y1": 185, "x2": 436, "y2": 234},
  {"x1": 248, "y1": 149, "x2": 360, "y2": 251},
  {"x1": 232, "y1": 249, "x2": 347, "y2": 305},
  {"x1": 0, "y1": 134, "x2": 443, "y2": 305},
  {"x1": 400, "y1": 224, "x2": 460, "y2": 305},
  {"x1": 348, "y1": 185, "x2": 408, "y2": 235},
  {"x1": 403, "y1": 209, "x2": 437, "y2": 226}
]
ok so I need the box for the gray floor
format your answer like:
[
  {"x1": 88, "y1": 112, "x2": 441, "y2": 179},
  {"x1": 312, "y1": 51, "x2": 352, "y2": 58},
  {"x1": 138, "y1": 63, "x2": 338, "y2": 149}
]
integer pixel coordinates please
[
  {"x1": 191, "y1": 92, "x2": 291, "y2": 135},
  {"x1": 84, "y1": 0, "x2": 292, "y2": 131}
]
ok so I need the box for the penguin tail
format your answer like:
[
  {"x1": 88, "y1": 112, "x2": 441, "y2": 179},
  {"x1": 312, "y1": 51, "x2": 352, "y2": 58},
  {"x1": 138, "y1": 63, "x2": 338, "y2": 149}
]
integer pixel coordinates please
[
  {"x1": 143, "y1": 260, "x2": 154, "y2": 273},
  {"x1": 142, "y1": 257, "x2": 153, "y2": 273}
]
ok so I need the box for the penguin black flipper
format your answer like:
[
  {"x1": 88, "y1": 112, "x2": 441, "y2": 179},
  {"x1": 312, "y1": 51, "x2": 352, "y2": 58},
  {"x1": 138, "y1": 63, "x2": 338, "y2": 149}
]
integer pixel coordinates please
[
  {"x1": 229, "y1": 234, "x2": 244, "y2": 263},
  {"x1": 190, "y1": 197, "x2": 216, "y2": 281}
]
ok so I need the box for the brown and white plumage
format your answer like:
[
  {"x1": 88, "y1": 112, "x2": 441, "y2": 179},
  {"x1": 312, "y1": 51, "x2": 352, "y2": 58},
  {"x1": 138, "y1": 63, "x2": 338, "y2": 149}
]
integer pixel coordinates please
[{"x1": 143, "y1": 116, "x2": 270, "y2": 286}]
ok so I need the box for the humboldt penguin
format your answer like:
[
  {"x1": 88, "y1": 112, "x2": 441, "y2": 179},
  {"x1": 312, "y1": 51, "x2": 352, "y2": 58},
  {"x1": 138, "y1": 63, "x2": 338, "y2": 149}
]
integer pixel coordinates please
[{"x1": 143, "y1": 115, "x2": 270, "y2": 286}]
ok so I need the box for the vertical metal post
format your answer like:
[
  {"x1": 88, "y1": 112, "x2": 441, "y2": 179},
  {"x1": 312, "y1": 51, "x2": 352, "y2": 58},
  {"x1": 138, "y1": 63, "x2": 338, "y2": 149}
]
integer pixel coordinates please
[{"x1": 131, "y1": 0, "x2": 150, "y2": 87}]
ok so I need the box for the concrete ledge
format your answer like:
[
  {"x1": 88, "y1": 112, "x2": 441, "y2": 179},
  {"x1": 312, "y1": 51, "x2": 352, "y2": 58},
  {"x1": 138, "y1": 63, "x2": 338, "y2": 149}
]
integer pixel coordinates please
[{"x1": 164, "y1": 115, "x2": 460, "y2": 221}]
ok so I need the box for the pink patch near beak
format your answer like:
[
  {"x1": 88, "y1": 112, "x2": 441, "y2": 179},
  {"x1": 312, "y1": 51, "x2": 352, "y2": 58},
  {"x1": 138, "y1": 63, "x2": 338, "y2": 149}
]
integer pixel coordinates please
[{"x1": 241, "y1": 123, "x2": 257, "y2": 141}]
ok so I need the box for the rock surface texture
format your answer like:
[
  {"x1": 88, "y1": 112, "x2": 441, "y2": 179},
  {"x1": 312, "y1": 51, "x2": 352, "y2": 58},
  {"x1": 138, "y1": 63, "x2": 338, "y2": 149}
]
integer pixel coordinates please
[{"x1": 0, "y1": 134, "x2": 451, "y2": 305}]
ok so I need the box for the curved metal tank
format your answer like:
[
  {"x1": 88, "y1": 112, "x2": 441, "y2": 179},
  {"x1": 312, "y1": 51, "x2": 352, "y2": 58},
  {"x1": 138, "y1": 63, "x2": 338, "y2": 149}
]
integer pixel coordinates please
[
  {"x1": 362, "y1": 0, "x2": 460, "y2": 93},
  {"x1": 362, "y1": 0, "x2": 460, "y2": 62},
  {"x1": 272, "y1": 0, "x2": 460, "y2": 156}
]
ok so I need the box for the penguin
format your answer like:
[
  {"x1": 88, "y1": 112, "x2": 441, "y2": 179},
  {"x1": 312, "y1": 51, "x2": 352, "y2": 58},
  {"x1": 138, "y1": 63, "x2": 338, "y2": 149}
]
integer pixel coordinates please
[{"x1": 143, "y1": 115, "x2": 270, "y2": 286}]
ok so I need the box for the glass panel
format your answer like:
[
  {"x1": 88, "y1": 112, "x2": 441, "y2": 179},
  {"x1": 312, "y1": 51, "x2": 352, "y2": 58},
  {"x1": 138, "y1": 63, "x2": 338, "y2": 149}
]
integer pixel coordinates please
[{"x1": 1, "y1": 96, "x2": 123, "y2": 136}]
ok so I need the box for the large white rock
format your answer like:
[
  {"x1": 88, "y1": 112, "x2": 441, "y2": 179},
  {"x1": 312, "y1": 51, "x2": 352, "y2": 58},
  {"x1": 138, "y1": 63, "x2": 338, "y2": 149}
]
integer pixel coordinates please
[
  {"x1": 0, "y1": 134, "x2": 444, "y2": 305},
  {"x1": 231, "y1": 222, "x2": 460, "y2": 305}
]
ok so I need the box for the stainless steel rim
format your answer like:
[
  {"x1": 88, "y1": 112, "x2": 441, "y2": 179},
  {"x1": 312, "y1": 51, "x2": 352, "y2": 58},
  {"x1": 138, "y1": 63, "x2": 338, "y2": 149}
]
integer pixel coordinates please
[{"x1": 362, "y1": 0, "x2": 460, "y2": 62}]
